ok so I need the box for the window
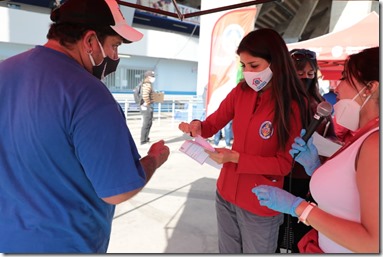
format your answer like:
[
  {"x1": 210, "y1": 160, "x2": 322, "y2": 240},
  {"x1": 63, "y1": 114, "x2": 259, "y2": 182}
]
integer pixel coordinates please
[{"x1": 103, "y1": 67, "x2": 149, "y2": 93}]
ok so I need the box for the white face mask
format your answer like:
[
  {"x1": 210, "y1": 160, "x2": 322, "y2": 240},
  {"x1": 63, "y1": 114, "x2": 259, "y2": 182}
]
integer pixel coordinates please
[
  {"x1": 149, "y1": 77, "x2": 156, "y2": 83},
  {"x1": 243, "y1": 66, "x2": 273, "y2": 92},
  {"x1": 333, "y1": 87, "x2": 371, "y2": 131}
]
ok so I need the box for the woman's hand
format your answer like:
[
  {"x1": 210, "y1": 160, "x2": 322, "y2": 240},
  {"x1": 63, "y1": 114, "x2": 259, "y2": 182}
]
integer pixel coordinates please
[
  {"x1": 289, "y1": 129, "x2": 321, "y2": 176},
  {"x1": 251, "y1": 185, "x2": 304, "y2": 217},
  {"x1": 178, "y1": 120, "x2": 202, "y2": 137},
  {"x1": 205, "y1": 147, "x2": 239, "y2": 164}
]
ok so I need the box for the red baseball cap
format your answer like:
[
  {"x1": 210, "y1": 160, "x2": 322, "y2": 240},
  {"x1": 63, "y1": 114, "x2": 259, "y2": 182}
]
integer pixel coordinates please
[{"x1": 50, "y1": 0, "x2": 143, "y2": 43}]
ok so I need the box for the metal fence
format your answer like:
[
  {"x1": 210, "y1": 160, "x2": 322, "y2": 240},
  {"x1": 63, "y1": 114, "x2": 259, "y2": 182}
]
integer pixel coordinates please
[
  {"x1": 113, "y1": 94, "x2": 205, "y2": 123},
  {"x1": 104, "y1": 68, "x2": 152, "y2": 93}
]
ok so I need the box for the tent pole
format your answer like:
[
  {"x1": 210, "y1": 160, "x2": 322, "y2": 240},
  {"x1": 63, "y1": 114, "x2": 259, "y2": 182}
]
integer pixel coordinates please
[{"x1": 117, "y1": 0, "x2": 278, "y2": 21}]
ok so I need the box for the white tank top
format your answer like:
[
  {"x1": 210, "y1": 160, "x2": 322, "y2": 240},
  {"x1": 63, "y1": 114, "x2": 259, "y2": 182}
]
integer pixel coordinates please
[{"x1": 310, "y1": 127, "x2": 379, "y2": 253}]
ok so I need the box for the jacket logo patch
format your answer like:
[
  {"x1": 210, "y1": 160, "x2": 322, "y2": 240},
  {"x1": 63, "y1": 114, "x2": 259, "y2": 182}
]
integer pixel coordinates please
[{"x1": 259, "y1": 121, "x2": 273, "y2": 139}]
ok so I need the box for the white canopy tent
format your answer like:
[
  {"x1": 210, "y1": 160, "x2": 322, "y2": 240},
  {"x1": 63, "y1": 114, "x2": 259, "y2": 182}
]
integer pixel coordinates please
[{"x1": 287, "y1": 12, "x2": 379, "y2": 80}]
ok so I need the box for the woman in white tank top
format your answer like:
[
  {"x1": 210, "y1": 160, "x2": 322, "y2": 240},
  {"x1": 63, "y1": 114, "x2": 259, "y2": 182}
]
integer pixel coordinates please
[{"x1": 252, "y1": 46, "x2": 379, "y2": 253}]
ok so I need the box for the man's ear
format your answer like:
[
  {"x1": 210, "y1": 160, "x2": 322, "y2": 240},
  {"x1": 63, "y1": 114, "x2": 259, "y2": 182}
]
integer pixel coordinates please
[{"x1": 82, "y1": 30, "x2": 97, "y2": 52}]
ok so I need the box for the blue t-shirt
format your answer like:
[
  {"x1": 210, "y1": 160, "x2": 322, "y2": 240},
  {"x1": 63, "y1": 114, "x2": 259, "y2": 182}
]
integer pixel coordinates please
[
  {"x1": 0, "y1": 46, "x2": 146, "y2": 253},
  {"x1": 323, "y1": 91, "x2": 337, "y2": 114}
]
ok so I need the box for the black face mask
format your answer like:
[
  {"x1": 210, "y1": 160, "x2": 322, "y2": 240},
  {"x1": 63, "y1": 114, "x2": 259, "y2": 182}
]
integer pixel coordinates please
[
  {"x1": 301, "y1": 78, "x2": 313, "y2": 90},
  {"x1": 89, "y1": 38, "x2": 120, "y2": 80},
  {"x1": 92, "y1": 56, "x2": 120, "y2": 80}
]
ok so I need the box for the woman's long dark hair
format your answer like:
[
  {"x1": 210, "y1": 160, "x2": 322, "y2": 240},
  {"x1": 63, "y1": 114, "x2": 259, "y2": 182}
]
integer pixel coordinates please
[
  {"x1": 344, "y1": 46, "x2": 379, "y2": 89},
  {"x1": 236, "y1": 28, "x2": 310, "y2": 150}
]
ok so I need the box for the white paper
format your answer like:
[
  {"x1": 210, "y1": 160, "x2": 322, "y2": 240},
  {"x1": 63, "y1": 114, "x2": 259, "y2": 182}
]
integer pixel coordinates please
[
  {"x1": 204, "y1": 156, "x2": 223, "y2": 169},
  {"x1": 179, "y1": 140, "x2": 209, "y2": 164},
  {"x1": 194, "y1": 135, "x2": 215, "y2": 152},
  {"x1": 179, "y1": 135, "x2": 222, "y2": 169},
  {"x1": 312, "y1": 132, "x2": 342, "y2": 157}
]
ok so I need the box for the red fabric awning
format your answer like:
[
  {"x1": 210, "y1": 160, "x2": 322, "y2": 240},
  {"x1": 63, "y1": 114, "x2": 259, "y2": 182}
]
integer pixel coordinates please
[{"x1": 287, "y1": 12, "x2": 379, "y2": 81}]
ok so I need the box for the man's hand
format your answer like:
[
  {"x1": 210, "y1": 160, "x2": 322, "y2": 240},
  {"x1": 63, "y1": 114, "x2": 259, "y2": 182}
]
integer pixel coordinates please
[
  {"x1": 140, "y1": 140, "x2": 169, "y2": 184},
  {"x1": 147, "y1": 140, "x2": 170, "y2": 169}
]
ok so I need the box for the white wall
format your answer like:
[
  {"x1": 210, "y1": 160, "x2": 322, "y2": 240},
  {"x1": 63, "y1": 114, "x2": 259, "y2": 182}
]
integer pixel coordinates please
[
  {"x1": 154, "y1": 58, "x2": 197, "y2": 93},
  {"x1": 330, "y1": 1, "x2": 377, "y2": 32},
  {"x1": 117, "y1": 55, "x2": 197, "y2": 93},
  {"x1": 0, "y1": 6, "x2": 51, "y2": 45},
  {"x1": 119, "y1": 26, "x2": 199, "y2": 62},
  {"x1": 0, "y1": 5, "x2": 199, "y2": 60},
  {"x1": 0, "y1": 4, "x2": 199, "y2": 94}
]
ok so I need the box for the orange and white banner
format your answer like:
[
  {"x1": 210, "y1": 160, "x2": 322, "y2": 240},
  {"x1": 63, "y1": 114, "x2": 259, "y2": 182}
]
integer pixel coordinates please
[{"x1": 206, "y1": 7, "x2": 257, "y2": 115}]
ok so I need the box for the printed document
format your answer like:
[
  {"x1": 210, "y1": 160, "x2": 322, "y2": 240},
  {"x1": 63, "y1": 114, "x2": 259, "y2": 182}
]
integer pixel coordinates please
[
  {"x1": 312, "y1": 132, "x2": 342, "y2": 157},
  {"x1": 179, "y1": 135, "x2": 222, "y2": 169}
]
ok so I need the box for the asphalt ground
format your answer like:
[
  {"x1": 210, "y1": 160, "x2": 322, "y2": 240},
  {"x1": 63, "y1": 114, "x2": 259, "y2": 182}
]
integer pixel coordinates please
[{"x1": 107, "y1": 112, "x2": 220, "y2": 253}]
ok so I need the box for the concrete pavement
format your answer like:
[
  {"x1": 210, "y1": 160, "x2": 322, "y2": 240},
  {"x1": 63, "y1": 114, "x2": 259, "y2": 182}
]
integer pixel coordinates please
[{"x1": 107, "y1": 113, "x2": 220, "y2": 253}]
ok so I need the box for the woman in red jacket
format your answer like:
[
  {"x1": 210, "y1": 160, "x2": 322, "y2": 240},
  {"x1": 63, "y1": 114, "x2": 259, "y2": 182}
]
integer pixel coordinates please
[{"x1": 179, "y1": 28, "x2": 310, "y2": 253}]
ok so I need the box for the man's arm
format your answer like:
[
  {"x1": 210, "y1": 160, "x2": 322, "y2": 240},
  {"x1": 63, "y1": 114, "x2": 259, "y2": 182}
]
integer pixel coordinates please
[{"x1": 102, "y1": 140, "x2": 169, "y2": 205}]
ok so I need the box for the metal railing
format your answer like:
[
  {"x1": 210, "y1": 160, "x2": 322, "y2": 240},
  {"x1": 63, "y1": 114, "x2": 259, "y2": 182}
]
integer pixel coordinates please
[{"x1": 113, "y1": 94, "x2": 205, "y2": 123}]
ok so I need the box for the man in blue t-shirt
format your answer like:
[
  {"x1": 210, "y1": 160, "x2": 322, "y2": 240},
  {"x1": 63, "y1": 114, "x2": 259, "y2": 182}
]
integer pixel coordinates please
[
  {"x1": 323, "y1": 82, "x2": 338, "y2": 116},
  {"x1": 0, "y1": 0, "x2": 170, "y2": 253},
  {"x1": 323, "y1": 88, "x2": 337, "y2": 115}
]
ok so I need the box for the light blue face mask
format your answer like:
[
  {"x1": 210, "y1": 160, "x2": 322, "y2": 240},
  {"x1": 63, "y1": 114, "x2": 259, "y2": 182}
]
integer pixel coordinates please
[{"x1": 243, "y1": 66, "x2": 273, "y2": 92}]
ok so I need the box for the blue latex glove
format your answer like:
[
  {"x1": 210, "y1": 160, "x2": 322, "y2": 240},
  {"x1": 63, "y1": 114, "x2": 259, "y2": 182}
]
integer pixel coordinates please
[
  {"x1": 251, "y1": 185, "x2": 303, "y2": 217},
  {"x1": 289, "y1": 129, "x2": 321, "y2": 176}
]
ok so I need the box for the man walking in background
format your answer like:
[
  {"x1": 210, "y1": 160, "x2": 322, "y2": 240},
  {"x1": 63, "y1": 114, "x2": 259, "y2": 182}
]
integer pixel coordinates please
[{"x1": 141, "y1": 70, "x2": 156, "y2": 144}]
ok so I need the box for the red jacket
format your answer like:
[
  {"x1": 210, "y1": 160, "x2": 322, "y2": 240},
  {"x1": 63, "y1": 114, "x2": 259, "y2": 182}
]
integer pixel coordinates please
[{"x1": 201, "y1": 82, "x2": 303, "y2": 216}]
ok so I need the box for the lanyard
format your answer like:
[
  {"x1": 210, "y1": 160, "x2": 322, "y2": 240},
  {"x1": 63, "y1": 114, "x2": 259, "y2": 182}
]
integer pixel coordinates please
[{"x1": 328, "y1": 117, "x2": 379, "y2": 160}]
